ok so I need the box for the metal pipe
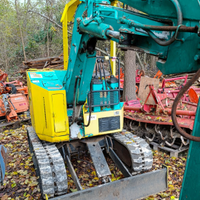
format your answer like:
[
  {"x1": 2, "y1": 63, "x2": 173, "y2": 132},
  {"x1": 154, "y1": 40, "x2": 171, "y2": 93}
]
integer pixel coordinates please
[
  {"x1": 148, "y1": 0, "x2": 183, "y2": 46},
  {"x1": 106, "y1": 30, "x2": 120, "y2": 39},
  {"x1": 124, "y1": 106, "x2": 196, "y2": 116},
  {"x1": 171, "y1": 68, "x2": 200, "y2": 142},
  {"x1": 120, "y1": 18, "x2": 198, "y2": 33},
  {"x1": 124, "y1": 106, "x2": 141, "y2": 112},
  {"x1": 166, "y1": 109, "x2": 196, "y2": 116}
]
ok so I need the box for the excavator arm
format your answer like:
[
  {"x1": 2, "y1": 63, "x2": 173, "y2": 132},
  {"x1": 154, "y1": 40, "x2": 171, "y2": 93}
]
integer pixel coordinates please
[{"x1": 64, "y1": 0, "x2": 200, "y2": 105}]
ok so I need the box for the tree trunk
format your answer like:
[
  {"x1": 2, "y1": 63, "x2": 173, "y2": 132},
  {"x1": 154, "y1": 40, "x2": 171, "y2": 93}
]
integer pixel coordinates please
[
  {"x1": 150, "y1": 55, "x2": 156, "y2": 70},
  {"x1": 47, "y1": 20, "x2": 50, "y2": 57},
  {"x1": 123, "y1": 50, "x2": 136, "y2": 101},
  {"x1": 46, "y1": 0, "x2": 50, "y2": 57},
  {"x1": 2, "y1": 38, "x2": 9, "y2": 73},
  {"x1": 15, "y1": 0, "x2": 27, "y2": 61}
]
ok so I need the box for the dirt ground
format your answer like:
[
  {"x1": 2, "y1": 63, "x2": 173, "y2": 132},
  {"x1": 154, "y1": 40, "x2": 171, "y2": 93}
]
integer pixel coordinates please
[{"x1": 0, "y1": 124, "x2": 186, "y2": 200}]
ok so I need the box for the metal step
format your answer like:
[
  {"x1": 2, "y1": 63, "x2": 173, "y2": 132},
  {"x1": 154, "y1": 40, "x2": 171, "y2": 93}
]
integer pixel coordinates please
[{"x1": 86, "y1": 142, "x2": 111, "y2": 178}]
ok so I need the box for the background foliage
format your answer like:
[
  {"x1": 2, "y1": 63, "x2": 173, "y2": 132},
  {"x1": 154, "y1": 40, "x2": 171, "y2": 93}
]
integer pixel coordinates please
[{"x1": 0, "y1": 0, "x2": 157, "y2": 78}]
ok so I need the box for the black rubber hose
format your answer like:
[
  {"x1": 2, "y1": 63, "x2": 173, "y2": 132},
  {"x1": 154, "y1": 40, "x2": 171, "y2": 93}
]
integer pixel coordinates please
[
  {"x1": 147, "y1": 0, "x2": 183, "y2": 46},
  {"x1": 6, "y1": 84, "x2": 17, "y2": 94},
  {"x1": 101, "y1": 59, "x2": 108, "y2": 90},
  {"x1": 171, "y1": 69, "x2": 200, "y2": 142},
  {"x1": 83, "y1": 82, "x2": 92, "y2": 127},
  {"x1": 72, "y1": 77, "x2": 80, "y2": 124},
  {"x1": 95, "y1": 63, "x2": 98, "y2": 76}
]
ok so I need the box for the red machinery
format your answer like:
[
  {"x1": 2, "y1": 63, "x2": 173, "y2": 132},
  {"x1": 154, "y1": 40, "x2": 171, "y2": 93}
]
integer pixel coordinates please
[
  {"x1": 0, "y1": 70, "x2": 29, "y2": 122},
  {"x1": 158, "y1": 75, "x2": 188, "y2": 100},
  {"x1": 119, "y1": 69, "x2": 144, "y2": 88},
  {"x1": 135, "y1": 69, "x2": 145, "y2": 84},
  {"x1": 124, "y1": 85, "x2": 196, "y2": 150}
]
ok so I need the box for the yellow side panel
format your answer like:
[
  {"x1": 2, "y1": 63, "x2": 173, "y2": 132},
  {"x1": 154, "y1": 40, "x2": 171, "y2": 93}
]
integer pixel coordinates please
[
  {"x1": 28, "y1": 76, "x2": 69, "y2": 143},
  {"x1": 52, "y1": 94, "x2": 67, "y2": 133},
  {"x1": 83, "y1": 108, "x2": 124, "y2": 137},
  {"x1": 110, "y1": 0, "x2": 118, "y2": 76},
  {"x1": 61, "y1": 0, "x2": 80, "y2": 69}
]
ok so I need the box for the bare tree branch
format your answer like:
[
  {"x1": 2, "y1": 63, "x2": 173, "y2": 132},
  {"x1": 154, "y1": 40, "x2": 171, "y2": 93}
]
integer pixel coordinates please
[
  {"x1": 15, "y1": 0, "x2": 27, "y2": 61},
  {"x1": 28, "y1": 10, "x2": 63, "y2": 30},
  {"x1": 28, "y1": 10, "x2": 124, "y2": 66},
  {"x1": 136, "y1": 52, "x2": 145, "y2": 70}
]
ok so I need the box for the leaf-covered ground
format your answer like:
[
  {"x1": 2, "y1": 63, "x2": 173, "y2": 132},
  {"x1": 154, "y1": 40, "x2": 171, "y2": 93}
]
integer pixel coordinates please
[{"x1": 0, "y1": 125, "x2": 187, "y2": 200}]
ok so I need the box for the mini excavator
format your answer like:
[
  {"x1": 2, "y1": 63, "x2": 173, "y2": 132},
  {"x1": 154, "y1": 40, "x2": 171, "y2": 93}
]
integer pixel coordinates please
[{"x1": 27, "y1": 0, "x2": 200, "y2": 199}]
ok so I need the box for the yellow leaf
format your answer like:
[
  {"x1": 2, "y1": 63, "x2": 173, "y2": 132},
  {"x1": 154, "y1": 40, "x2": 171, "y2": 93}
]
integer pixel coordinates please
[
  {"x1": 126, "y1": 142, "x2": 132, "y2": 144},
  {"x1": 111, "y1": 178, "x2": 116, "y2": 181},
  {"x1": 11, "y1": 183, "x2": 16, "y2": 188},
  {"x1": 171, "y1": 157, "x2": 176, "y2": 161},
  {"x1": 70, "y1": 189, "x2": 77, "y2": 192},
  {"x1": 91, "y1": 171, "x2": 96, "y2": 176}
]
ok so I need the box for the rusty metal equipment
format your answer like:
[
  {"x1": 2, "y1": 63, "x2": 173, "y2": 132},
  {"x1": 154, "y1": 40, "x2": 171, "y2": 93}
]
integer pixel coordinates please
[
  {"x1": 124, "y1": 85, "x2": 196, "y2": 150},
  {"x1": 0, "y1": 70, "x2": 29, "y2": 123}
]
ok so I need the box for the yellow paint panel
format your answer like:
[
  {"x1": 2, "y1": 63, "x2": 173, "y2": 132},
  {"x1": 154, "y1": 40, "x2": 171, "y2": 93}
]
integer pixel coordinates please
[
  {"x1": 52, "y1": 94, "x2": 67, "y2": 133},
  {"x1": 110, "y1": 0, "x2": 118, "y2": 76},
  {"x1": 61, "y1": 0, "x2": 80, "y2": 69},
  {"x1": 27, "y1": 72, "x2": 70, "y2": 143},
  {"x1": 83, "y1": 107, "x2": 124, "y2": 137}
]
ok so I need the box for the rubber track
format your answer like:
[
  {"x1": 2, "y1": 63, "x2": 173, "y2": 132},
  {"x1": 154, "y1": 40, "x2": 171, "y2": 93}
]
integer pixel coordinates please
[
  {"x1": 27, "y1": 127, "x2": 68, "y2": 199},
  {"x1": 112, "y1": 132, "x2": 153, "y2": 173}
]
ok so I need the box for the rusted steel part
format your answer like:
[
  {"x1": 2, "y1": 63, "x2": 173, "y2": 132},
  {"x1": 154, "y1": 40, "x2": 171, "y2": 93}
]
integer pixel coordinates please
[
  {"x1": 137, "y1": 24, "x2": 198, "y2": 33},
  {"x1": 172, "y1": 68, "x2": 200, "y2": 142},
  {"x1": 166, "y1": 109, "x2": 196, "y2": 116},
  {"x1": 124, "y1": 106, "x2": 196, "y2": 116},
  {"x1": 124, "y1": 106, "x2": 141, "y2": 112}
]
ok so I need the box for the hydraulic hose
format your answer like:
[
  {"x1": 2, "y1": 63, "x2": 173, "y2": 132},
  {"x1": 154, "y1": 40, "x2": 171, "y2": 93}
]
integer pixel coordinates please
[
  {"x1": 72, "y1": 77, "x2": 80, "y2": 124},
  {"x1": 147, "y1": 0, "x2": 183, "y2": 46},
  {"x1": 83, "y1": 82, "x2": 93, "y2": 127},
  {"x1": 171, "y1": 69, "x2": 200, "y2": 142}
]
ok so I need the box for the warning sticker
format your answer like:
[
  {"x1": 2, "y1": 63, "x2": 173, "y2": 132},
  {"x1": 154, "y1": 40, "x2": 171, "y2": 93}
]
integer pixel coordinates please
[
  {"x1": 30, "y1": 73, "x2": 43, "y2": 78},
  {"x1": 32, "y1": 80, "x2": 40, "y2": 83},
  {"x1": 87, "y1": 115, "x2": 97, "y2": 121},
  {"x1": 114, "y1": 111, "x2": 120, "y2": 116}
]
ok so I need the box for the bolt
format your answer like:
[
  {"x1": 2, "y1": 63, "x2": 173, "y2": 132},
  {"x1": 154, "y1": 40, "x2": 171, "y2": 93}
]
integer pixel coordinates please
[{"x1": 194, "y1": 55, "x2": 200, "y2": 61}]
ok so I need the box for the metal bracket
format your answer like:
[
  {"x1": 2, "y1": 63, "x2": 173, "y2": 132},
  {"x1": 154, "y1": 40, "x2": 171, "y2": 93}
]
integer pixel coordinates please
[{"x1": 86, "y1": 142, "x2": 111, "y2": 178}]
